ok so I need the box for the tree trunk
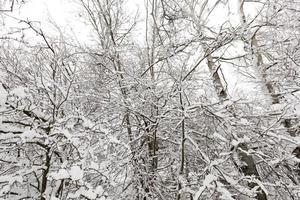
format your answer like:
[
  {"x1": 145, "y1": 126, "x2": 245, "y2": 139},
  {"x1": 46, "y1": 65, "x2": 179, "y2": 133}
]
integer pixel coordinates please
[
  {"x1": 207, "y1": 53, "x2": 267, "y2": 200},
  {"x1": 40, "y1": 147, "x2": 51, "y2": 200}
]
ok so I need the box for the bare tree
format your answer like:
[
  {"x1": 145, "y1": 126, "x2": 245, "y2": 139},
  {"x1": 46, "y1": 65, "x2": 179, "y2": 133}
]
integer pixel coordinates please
[{"x1": 1, "y1": 0, "x2": 300, "y2": 199}]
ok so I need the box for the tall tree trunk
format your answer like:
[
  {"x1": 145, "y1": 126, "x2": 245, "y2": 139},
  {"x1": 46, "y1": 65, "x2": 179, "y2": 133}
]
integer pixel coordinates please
[
  {"x1": 239, "y1": 0, "x2": 298, "y2": 165},
  {"x1": 40, "y1": 147, "x2": 51, "y2": 200},
  {"x1": 177, "y1": 86, "x2": 186, "y2": 200},
  {"x1": 206, "y1": 52, "x2": 267, "y2": 200},
  {"x1": 140, "y1": 2, "x2": 161, "y2": 198},
  {"x1": 249, "y1": 16, "x2": 299, "y2": 183},
  {"x1": 147, "y1": 0, "x2": 159, "y2": 172},
  {"x1": 250, "y1": 25, "x2": 296, "y2": 136}
]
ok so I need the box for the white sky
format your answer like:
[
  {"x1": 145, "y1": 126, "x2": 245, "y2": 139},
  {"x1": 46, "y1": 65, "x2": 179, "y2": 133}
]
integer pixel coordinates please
[
  {"x1": 1, "y1": 0, "x2": 143, "y2": 44},
  {"x1": 0, "y1": 0, "x2": 271, "y2": 104},
  {"x1": 2, "y1": 0, "x2": 260, "y2": 44}
]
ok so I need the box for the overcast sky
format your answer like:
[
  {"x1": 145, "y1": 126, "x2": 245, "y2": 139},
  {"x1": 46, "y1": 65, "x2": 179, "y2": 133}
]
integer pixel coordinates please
[
  {"x1": 0, "y1": 0, "x2": 143, "y2": 45},
  {"x1": 0, "y1": 0, "x2": 270, "y2": 102},
  {"x1": 2, "y1": 0, "x2": 261, "y2": 44},
  {"x1": 3, "y1": 0, "x2": 249, "y2": 42}
]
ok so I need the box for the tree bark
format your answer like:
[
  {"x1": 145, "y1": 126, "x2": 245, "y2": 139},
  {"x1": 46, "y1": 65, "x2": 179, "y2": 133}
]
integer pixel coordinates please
[
  {"x1": 40, "y1": 147, "x2": 51, "y2": 200},
  {"x1": 207, "y1": 53, "x2": 267, "y2": 200}
]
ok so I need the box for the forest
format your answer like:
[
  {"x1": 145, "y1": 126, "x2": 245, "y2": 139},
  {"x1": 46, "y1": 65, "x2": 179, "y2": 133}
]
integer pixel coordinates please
[{"x1": 0, "y1": 0, "x2": 299, "y2": 199}]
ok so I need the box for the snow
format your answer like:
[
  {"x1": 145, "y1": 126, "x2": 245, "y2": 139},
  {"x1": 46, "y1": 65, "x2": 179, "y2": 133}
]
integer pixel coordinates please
[
  {"x1": 0, "y1": 185, "x2": 10, "y2": 196},
  {"x1": 70, "y1": 166, "x2": 84, "y2": 181},
  {"x1": 231, "y1": 139, "x2": 240, "y2": 147},
  {"x1": 20, "y1": 130, "x2": 42, "y2": 142},
  {"x1": 216, "y1": 182, "x2": 235, "y2": 200},
  {"x1": 0, "y1": 175, "x2": 23, "y2": 183},
  {"x1": 213, "y1": 132, "x2": 228, "y2": 142},
  {"x1": 90, "y1": 162, "x2": 99, "y2": 170},
  {"x1": 60, "y1": 161, "x2": 68, "y2": 168},
  {"x1": 0, "y1": 84, "x2": 7, "y2": 106},
  {"x1": 240, "y1": 118, "x2": 248, "y2": 125},
  {"x1": 95, "y1": 186, "x2": 104, "y2": 196},
  {"x1": 194, "y1": 174, "x2": 217, "y2": 199},
  {"x1": 231, "y1": 136, "x2": 250, "y2": 147},
  {"x1": 11, "y1": 86, "x2": 27, "y2": 98},
  {"x1": 61, "y1": 129, "x2": 72, "y2": 140},
  {"x1": 0, "y1": 0, "x2": 299, "y2": 199},
  {"x1": 295, "y1": 102, "x2": 300, "y2": 116},
  {"x1": 50, "y1": 169, "x2": 70, "y2": 180},
  {"x1": 254, "y1": 179, "x2": 268, "y2": 196},
  {"x1": 82, "y1": 116, "x2": 95, "y2": 129},
  {"x1": 0, "y1": 175, "x2": 23, "y2": 196},
  {"x1": 67, "y1": 186, "x2": 105, "y2": 200},
  {"x1": 50, "y1": 166, "x2": 83, "y2": 181},
  {"x1": 0, "y1": 132, "x2": 16, "y2": 140},
  {"x1": 108, "y1": 135, "x2": 121, "y2": 144},
  {"x1": 194, "y1": 174, "x2": 236, "y2": 200}
]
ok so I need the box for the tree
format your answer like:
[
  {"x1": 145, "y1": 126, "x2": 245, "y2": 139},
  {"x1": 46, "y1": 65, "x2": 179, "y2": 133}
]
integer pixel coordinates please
[
  {"x1": 0, "y1": 0, "x2": 299, "y2": 199},
  {"x1": 0, "y1": 21, "x2": 106, "y2": 199}
]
